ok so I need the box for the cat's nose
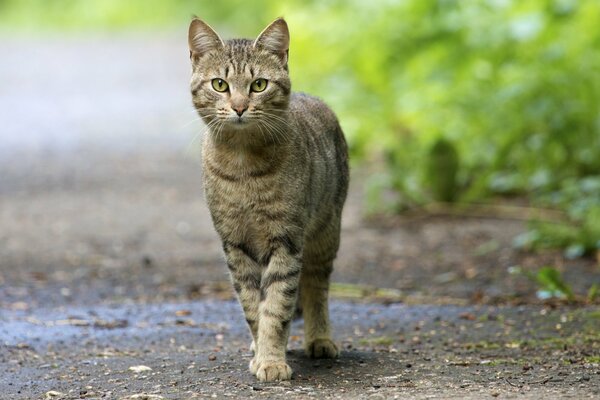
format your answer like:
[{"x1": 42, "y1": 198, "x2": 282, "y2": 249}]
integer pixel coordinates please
[{"x1": 232, "y1": 106, "x2": 248, "y2": 117}]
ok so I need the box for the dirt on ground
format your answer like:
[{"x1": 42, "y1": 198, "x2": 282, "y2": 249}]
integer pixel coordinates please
[{"x1": 1, "y1": 34, "x2": 599, "y2": 399}]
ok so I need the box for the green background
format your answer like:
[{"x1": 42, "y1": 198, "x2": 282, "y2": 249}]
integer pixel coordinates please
[{"x1": 2, "y1": 0, "x2": 599, "y2": 256}]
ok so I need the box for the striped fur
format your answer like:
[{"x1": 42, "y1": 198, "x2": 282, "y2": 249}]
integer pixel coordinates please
[{"x1": 189, "y1": 18, "x2": 349, "y2": 382}]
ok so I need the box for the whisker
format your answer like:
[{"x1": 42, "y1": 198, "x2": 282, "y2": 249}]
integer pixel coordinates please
[{"x1": 184, "y1": 117, "x2": 222, "y2": 158}]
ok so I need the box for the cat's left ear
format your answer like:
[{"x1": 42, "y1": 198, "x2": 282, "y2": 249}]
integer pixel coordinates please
[{"x1": 254, "y1": 18, "x2": 290, "y2": 65}]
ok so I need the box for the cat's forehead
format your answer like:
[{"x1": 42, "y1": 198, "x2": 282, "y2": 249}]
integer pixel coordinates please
[
  {"x1": 202, "y1": 39, "x2": 282, "y2": 77},
  {"x1": 224, "y1": 39, "x2": 255, "y2": 60}
]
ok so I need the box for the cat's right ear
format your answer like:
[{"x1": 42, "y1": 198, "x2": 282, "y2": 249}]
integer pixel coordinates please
[{"x1": 188, "y1": 18, "x2": 224, "y2": 60}]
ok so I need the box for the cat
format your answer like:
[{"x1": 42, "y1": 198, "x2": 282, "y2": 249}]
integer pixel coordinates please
[{"x1": 188, "y1": 17, "x2": 349, "y2": 382}]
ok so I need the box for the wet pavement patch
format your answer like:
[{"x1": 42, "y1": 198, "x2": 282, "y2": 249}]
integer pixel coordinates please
[{"x1": 1, "y1": 300, "x2": 599, "y2": 399}]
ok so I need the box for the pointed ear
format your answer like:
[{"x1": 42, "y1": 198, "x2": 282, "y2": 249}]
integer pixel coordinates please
[
  {"x1": 188, "y1": 18, "x2": 224, "y2": 58},
  {"x1": 254, "y1": 18, "x2": 290, "y2": 65}
]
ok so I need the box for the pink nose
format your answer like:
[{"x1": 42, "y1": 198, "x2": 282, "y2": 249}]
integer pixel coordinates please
[{"x1": 232, "y1": 106, "x2": 247, "y2": 117}]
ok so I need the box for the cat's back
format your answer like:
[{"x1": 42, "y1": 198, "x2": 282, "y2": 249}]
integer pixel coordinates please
[{"x1": 288, "y1": 92, "x2": 341, "y2": 137}]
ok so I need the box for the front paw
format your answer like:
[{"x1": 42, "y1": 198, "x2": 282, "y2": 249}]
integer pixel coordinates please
[
  {"x1": 249, "y1": 356, "x2": 259, "y2": 374},
  {"x1": 254, "y1": 360, "x2": 293, "y2": 382},
  {"x1": 306, "y1": 338, "x2": 339, "y2": 359}
]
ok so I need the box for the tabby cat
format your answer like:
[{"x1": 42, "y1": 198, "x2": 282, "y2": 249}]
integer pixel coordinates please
[{"x1": 188, "y1": 17, "x2": 349, "y2": 382}]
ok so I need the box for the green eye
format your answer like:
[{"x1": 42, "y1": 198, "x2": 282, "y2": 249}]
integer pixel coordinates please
[
  {"x1": 251, "y1": 78, "x2": 268, "y2": 93},
  {"x1": 211, "y1": 78, "x2": 229, "y2": 92}
]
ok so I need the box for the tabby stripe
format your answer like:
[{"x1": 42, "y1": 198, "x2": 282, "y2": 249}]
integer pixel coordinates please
[
  {"x1": 274, "y1": 318, "x2": 292, "y2": 336},
  {"x1": 223, "y1": 241, "x2": 260, "y2": 265},
  {"x1": 260, "y1": 267, "x2": 301, "y2": 291},
  {"x1": 270, "y1": 235, "x2": 300, "y2": 256},
  {"x1": 254, "y1": 208, "x2": 287, "y2": 221},
  {"x1": 281, "y1": 285, "x2": 298, "y2": 298},
  {"x1": 262, "y1": 308, "x2": 289, "y2": 321},
  {"x1": 280, "y1": 319, "x2": 291, "y2": 332},
  {"x1": 259, "y1": 284, "x2": 297, "y2": 302},
  {"x1": 232, "y1": 281, "x2": 242, "y2": 293},
  {"x1": 208, "y1": 162, "x2": 277, "y2": 181},
  {"x1": 191, "y1": 79, "x2": 210, "y2": 94},
  {"x1": 270, "y1": 79, "x2": 291, "y2": 95},
  {"x1": 261, "y1": 313, "x2": 293, "y2": 337},
  {"x1": 205, "y1": 162, "x2": 239, "y2": 182},
  {"x1": 248, "y1": 162, "x2": 278, "y2": 178},
  {"x1": 333, "y1": 126, "x2": 349, "y2": 203},
  {"x1": 235, "y1": 273, "x2": 261, "y2": 291}
]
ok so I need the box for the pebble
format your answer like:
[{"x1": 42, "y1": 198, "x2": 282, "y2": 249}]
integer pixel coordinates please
[{"x1": 129, "y1": 365, "x2": 152, "y2": 373}]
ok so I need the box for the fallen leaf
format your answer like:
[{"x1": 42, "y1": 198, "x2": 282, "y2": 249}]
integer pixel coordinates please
[{"x1": 459, "y1": 312, "x2": 476, "y2": 321}]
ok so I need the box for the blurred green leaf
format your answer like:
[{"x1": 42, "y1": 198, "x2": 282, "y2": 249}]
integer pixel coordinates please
[
  {"x1": 510, "y1": 265, "x2": 574, "y2": 301},
  {"x1": 535, "y1": 266, "x2": 574, "y2": 301}
]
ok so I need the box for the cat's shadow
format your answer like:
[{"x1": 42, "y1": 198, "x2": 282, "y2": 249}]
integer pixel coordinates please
[{"x1": 285, "y1": 349, "x2": 381, "y2": 384}]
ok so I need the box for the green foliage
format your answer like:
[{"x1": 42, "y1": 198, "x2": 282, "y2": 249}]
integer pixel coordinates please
[
  {"x1": 1, "y1": 0, "x2": 599, "y2": 253},
  {"x1": 425, "y1": 138, "x2": 460, "y2": 202},
  {"x1": 588, "y1": 284, "x2": 599, "y2": 303},
  {"x1": 510, "y1": 266, "x2": 574, "y2": 300},
  {"x1": 516, "y1": 177, "x2": 600, "y2": 256}
]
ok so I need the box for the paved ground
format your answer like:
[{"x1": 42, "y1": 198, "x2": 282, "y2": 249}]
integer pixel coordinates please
[
  {"x1": 2, "y1": 300, "x2": 599, "y2": 399},
  {"x1": 1, "y1": 34, "x2": 599, "y2": 399}
]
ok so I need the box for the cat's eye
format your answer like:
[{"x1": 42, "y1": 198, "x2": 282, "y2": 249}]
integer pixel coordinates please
[
  {"x1": 250, "y1": 78, "x2": 268, "y2": 93},
  {"x1": 211, "y1": 78, "x2": 229, "y2": 92}
]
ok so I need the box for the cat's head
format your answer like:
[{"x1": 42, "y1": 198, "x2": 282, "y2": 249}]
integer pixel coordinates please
[{"x1": 188, "y1": 18, "x2": 291, "y2": 145}]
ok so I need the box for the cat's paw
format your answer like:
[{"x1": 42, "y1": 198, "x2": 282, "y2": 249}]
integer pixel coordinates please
[
  {"x1": 255, "y1": 360, "x2": 293, "y2": 382},
  {"x1": 306, "y1": 338, "x2": 339, "y2": 359},
  {"x1": 249, "y1": 356, "x2": 259, "y2": 374}
]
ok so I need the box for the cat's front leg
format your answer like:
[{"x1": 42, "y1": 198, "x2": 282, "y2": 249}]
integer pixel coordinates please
[
  {"x1": 223, "y1": 243, "x2": 262, "y2": 354},
  {"x1": 252, "y1": 244, "x2": 301, "y2": 381}
]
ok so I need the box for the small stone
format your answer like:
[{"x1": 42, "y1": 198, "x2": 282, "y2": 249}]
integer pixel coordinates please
[
  {"x1": 142, "y1": 256, "x2": 153, "y2": 267},
  {"x1": 129, "y1": 365, "x2": 152, "y2": 373},
  {"x1": 208, "y1": 354, "x2": 217, "y2": 361}
]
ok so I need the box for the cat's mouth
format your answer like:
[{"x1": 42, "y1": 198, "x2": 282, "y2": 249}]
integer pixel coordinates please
[{"x1": 225, "y1": 115, "x2": 254, "y2": 129}]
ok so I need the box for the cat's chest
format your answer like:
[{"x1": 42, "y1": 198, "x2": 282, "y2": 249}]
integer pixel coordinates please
[{"x1": 203, "y1": 173, "x2": 294, "y2": 240}]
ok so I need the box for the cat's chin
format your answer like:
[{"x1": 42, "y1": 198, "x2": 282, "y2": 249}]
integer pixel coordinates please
[{"x1": 226, "y1": 119, "x2": 256, "y2": 131}]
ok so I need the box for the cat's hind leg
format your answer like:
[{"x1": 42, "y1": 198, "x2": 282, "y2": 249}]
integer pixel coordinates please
[{"x1": 300, "y1": 258, "x2": 339, "y2": 359}]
